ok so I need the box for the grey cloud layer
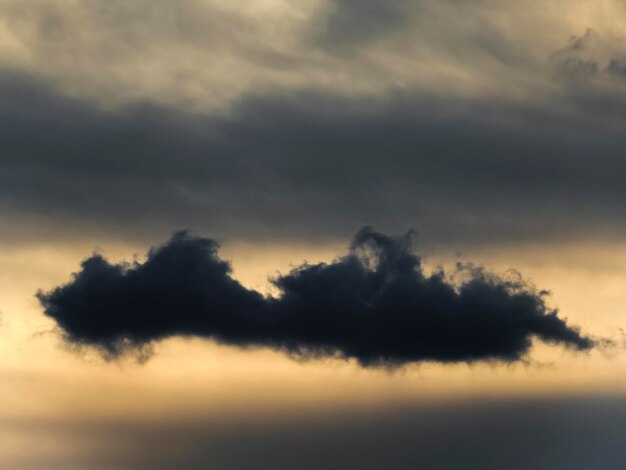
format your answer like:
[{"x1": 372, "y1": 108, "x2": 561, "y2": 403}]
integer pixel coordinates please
[
  {"x1": 3, "y1": 71, "x2": 626, "y2": 246},
  {"x1": 3, "y1": 2, "x2": 626, "y2": 246}
]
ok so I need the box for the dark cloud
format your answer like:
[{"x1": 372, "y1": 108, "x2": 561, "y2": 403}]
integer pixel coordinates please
[{"x1": 37, "y1": 227, "x2": 592, "y2": 365}]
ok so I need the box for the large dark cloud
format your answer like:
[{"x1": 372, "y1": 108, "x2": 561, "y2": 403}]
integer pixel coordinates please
[{"x1": 37, "y1": 227, "x2": 592, "y2": 365}]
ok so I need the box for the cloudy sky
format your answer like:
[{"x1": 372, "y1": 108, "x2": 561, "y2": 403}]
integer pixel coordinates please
[{"x1": 3, "y1": 0, "x2": 626, "y2": 468}]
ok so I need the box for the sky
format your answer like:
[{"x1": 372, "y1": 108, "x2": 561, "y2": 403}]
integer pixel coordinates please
[{"x1": 2, "y1": 0, "x2": 626, "y2": 468}]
